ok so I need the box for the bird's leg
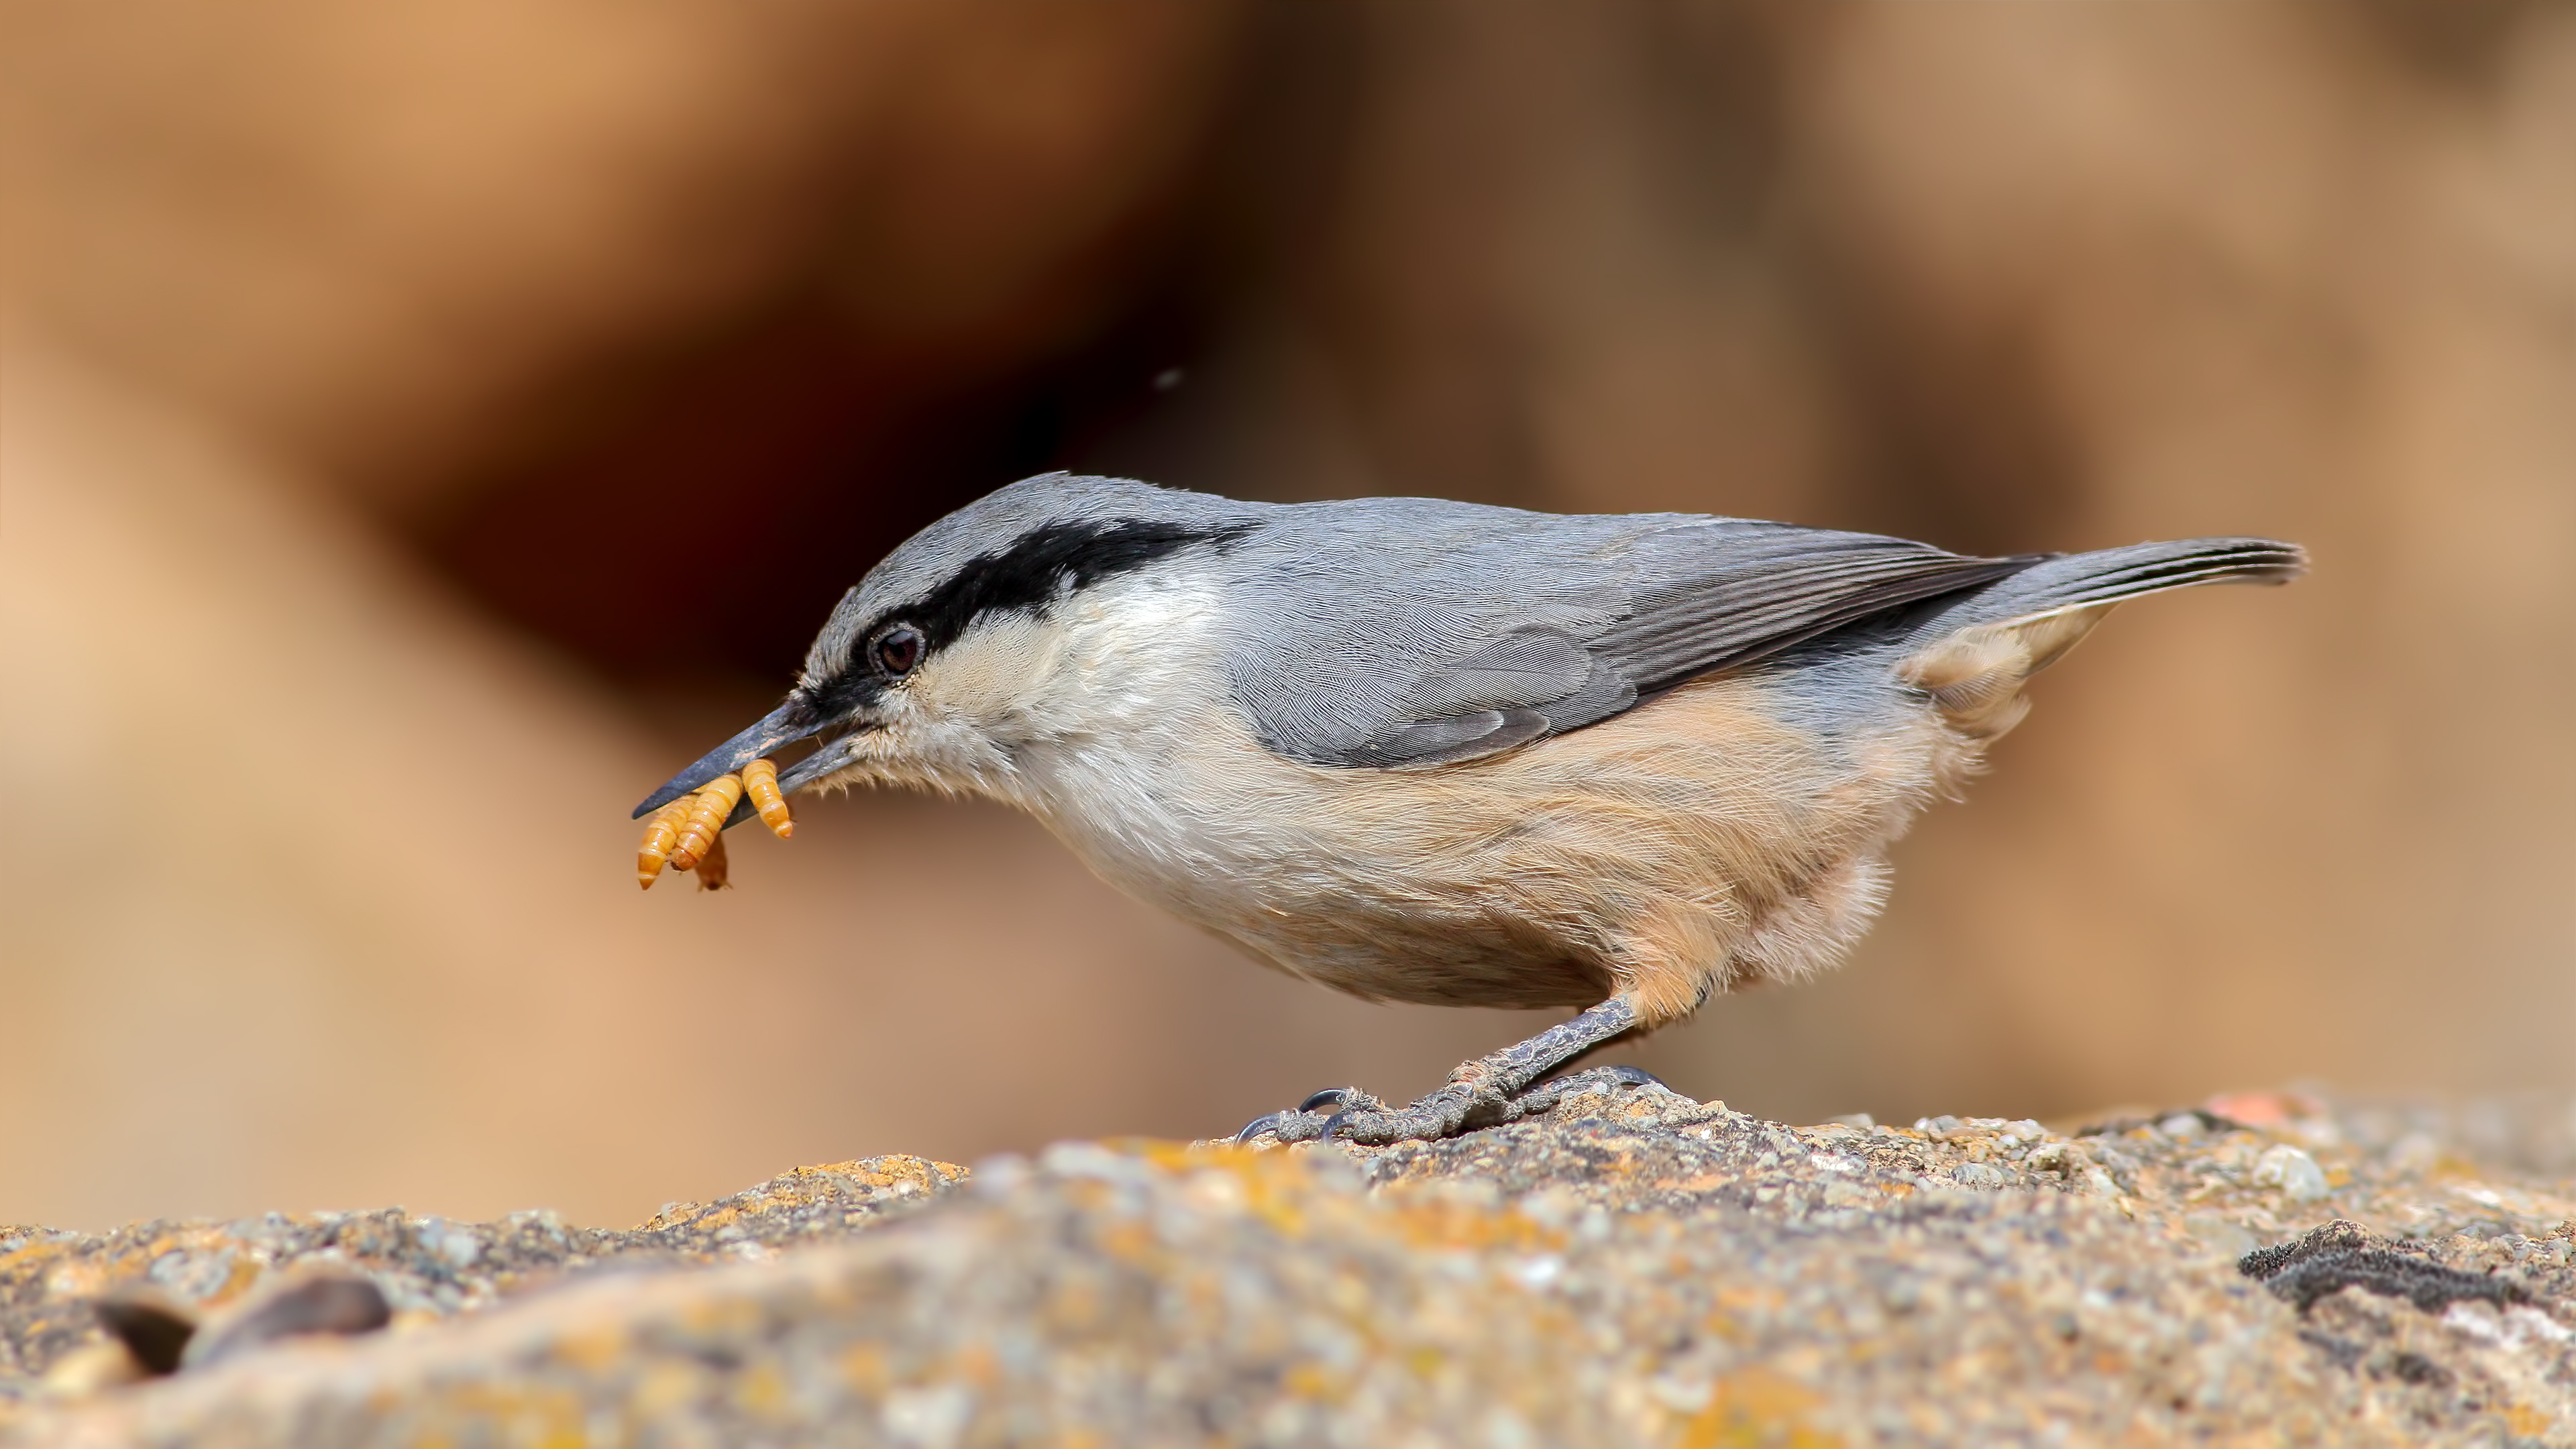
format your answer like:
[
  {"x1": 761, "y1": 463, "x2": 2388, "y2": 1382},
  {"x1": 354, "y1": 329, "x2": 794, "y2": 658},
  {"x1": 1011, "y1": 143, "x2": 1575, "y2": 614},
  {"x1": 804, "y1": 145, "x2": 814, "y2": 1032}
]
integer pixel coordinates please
[
  {"x1": 1236, "y1": 997, "x2": 1652, "y2": 1147},
  {"x1": 1328, "y1": 996, "x2": 1646, "y2": 1144}
]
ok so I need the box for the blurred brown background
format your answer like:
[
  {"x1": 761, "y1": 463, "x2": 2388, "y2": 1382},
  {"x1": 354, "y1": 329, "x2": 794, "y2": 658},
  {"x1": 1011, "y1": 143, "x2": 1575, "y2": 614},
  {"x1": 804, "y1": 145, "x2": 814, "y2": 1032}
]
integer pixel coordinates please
[{"x1": 4, "y1": 0, "x2": 2572, "y2": 1230}]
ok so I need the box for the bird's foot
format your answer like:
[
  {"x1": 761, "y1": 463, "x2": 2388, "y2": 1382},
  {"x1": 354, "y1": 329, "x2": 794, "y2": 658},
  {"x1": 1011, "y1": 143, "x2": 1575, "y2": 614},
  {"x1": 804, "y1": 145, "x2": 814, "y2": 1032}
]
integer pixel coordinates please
[
  {"x1": 1235, "y1": 997, "x2": 1652, "y2": 1147},
  {"x1": 1234, "y1": 1066, "x2": 1666, "y2": 1147},
  {"x1": 1505, "y1": 1063, "x2": 1670, "y2": 1119},
  {"x1": 1234, "y1": 1087, "x2": 1384, "y2": 1145}
]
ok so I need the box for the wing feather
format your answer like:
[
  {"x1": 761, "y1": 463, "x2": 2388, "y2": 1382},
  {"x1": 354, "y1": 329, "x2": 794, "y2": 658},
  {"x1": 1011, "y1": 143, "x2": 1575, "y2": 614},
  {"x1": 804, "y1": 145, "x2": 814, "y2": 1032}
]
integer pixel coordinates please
[
  {"x1": 1270, "y1": 519, "x2": 2035, "y2": 767},
  {"x1": 1587, "y1": 529, "x2": 2038, "y2": 694}
]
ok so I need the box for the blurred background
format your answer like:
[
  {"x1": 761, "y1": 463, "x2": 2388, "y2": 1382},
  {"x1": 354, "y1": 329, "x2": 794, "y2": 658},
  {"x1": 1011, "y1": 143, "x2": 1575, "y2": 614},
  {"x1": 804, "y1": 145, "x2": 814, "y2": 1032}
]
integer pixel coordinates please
[{"x1": 5, "y1": 0, "x2": 2573, "y2": 1230}]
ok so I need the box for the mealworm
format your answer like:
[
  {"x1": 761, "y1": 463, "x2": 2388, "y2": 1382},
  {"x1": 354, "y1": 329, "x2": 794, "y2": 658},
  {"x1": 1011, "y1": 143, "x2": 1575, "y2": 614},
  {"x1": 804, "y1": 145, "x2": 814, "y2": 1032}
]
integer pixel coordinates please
[
  {"x1": 743, "y1": 758, "x2": 794, "y2": 838},
  {"x1": 636, "y1": 798, "x2": 696, "y2": 890},
  {"x1": 636, "y1": 758, "x2": 792, "y2": 891},
  {"x1": 669, "y1": 774, "x2": 744, "y2": 873},
  {"x1": 691, "y1": 826, "x2": 730, "y2": 891}
]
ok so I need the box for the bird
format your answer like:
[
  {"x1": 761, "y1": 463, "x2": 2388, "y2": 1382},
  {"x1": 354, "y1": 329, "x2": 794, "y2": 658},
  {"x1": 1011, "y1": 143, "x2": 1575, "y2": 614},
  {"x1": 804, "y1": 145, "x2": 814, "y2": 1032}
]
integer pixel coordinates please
[{"x1": 635, "y1": 472, "x2": 2303, "y2": 1146}]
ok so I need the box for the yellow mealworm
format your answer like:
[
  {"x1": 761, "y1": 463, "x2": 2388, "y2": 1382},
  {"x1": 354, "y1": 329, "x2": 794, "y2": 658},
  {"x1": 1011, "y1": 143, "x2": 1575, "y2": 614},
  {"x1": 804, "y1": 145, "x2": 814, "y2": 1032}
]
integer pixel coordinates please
[
  {"x1": 692, "y1": 827, "x2": 730, "y2": 890},
  {"x1": 636, "y1": 798, "x2": 696, "y2": 890},
  {"x1": 743, "y1": 757, "x2": 794, "y2": 838},
  {"x1": 668, "y1": 774, "x2": 745, "y2": 873}
]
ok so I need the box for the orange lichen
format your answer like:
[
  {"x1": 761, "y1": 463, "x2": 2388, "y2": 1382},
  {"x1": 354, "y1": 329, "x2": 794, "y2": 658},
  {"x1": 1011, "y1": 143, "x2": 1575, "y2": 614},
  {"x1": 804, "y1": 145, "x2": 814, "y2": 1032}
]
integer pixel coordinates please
[
  {"x1": 1676, "y1": 1370, "x2": 1840, "y2": 1449},
  {"x1": 1379, "y1": 1194, "x2": 1564, "y2": 1254},
  {"x1": 2505, "y1": 1405, "x2": 2555, "y2": 1439},
  {"x1": 838, "y1": 1343, "x2": 889, "y2": 1393},
  {"x1": 550, "y1": 1324, "x2": 630, "y2": 1373}
]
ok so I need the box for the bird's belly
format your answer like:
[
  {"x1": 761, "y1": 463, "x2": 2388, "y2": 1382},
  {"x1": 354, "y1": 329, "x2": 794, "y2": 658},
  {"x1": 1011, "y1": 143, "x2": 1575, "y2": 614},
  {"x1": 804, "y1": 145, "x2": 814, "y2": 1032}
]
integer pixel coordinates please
[{"x1": 1029, "y1": 672, "x2": 1955, "y2": 1021}]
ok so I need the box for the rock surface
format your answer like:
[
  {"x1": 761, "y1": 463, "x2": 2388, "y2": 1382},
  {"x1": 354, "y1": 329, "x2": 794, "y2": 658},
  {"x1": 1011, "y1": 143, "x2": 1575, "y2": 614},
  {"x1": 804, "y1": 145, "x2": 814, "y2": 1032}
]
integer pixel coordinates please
[{"x1": 1, "y1": 1087, "x2": 2570, "y2": 1446}]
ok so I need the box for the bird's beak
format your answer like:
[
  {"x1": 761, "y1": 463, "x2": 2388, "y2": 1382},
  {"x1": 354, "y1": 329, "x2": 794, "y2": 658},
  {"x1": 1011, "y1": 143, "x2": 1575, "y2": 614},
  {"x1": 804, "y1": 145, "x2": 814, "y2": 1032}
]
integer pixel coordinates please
[{"x1": 631, "y1": 699, "x2": 835, "y2": 820}]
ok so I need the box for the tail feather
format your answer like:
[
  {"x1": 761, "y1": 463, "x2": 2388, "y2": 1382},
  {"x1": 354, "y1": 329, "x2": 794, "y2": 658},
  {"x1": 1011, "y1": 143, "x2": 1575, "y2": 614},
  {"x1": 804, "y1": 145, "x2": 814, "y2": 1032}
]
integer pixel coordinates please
[
  {"x1": 1895, "y1": 537, "x2": 2304, "y2": 742},
  {"x1": 1945, "y1": 537, "x2": 2306, "y2": 627}
]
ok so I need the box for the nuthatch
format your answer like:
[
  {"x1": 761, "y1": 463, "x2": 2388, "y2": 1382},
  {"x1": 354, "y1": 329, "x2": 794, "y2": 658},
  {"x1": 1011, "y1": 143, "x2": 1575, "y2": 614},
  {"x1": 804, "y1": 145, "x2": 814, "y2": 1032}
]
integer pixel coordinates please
[{"x1": 637, "y1": 473, "x2": 2302, "y2": 1146}]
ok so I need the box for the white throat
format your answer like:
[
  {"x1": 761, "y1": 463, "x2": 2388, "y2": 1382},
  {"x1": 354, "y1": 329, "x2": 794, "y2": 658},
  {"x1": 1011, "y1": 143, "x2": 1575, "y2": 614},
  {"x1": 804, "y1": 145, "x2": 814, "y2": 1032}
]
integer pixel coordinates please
[{"x1": 826, "y1": 568, "x2": 1238, "y2": 817}]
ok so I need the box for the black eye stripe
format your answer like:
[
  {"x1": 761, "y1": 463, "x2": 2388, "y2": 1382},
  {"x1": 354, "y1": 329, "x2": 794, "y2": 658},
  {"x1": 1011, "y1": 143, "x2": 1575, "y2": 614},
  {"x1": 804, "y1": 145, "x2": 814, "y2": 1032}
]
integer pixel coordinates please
[
  {"x1": 899, "y1": 518, "x2": 1254, "y2": 654},
  {"x1": 807, "y1": 517, "x2": 1253, "y2": 714}
]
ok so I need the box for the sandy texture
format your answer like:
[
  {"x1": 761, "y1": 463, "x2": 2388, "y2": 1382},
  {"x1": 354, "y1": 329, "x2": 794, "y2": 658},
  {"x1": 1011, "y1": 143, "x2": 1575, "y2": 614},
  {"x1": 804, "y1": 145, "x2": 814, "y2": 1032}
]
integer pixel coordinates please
[{"x1": 1, "y1": 1090, "x2": 2569, "y2": 1446}]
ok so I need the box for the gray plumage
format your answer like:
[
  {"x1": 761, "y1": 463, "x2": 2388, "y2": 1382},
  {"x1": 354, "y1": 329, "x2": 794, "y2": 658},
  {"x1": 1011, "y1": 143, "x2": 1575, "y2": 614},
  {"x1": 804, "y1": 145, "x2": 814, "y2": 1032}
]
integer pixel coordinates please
[{"x1": 786, "y1": 473, "x2": 2297, "y2": 773}]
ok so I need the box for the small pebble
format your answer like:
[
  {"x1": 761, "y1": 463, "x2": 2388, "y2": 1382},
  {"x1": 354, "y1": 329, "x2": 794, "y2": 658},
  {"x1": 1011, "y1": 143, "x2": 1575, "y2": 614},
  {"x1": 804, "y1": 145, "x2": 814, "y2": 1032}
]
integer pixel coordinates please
[{"x1": 2251, "y1": 1144, "x2": 2330, "y2": 1203}]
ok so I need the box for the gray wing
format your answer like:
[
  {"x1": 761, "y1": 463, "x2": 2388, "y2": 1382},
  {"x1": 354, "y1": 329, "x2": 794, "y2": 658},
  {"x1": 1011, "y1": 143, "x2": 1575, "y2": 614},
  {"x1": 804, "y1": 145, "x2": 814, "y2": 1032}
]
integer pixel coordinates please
[
  {"x1": 1222, "y1": 506, "x2": 2035, "y2": 769},
  {"x1": 1586, "y1": 524, "x2": 2040, "y2": 696}
]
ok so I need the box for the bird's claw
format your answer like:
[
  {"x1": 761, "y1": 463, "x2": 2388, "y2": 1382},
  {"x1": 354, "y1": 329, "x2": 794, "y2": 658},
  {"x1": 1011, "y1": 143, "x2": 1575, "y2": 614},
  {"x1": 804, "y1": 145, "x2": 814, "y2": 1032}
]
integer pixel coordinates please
[
  {"x1": 1234, "y1": 1110, "x2": 1313, "y2": 1145},
  {"x1": 1236, "y1": 1087, "x2": 1383, "y2": 1145},
  {"x1": 1504, "y1": 1063, "x2": 1669, "y2": 1118}
]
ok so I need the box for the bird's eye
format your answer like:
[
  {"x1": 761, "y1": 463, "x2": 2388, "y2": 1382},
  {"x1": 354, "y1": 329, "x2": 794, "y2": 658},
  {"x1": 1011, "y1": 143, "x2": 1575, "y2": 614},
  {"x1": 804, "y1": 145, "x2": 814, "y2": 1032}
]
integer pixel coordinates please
[{"x1": 873, "y1": 625, "x2": 924, "y2": 678}]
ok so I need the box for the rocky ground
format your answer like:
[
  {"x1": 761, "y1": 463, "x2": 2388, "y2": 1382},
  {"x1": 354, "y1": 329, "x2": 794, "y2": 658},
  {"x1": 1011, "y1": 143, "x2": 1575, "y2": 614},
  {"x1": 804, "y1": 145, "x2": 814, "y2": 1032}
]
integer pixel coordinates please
[{"x1": 1, "y1": 1086, "x2": 2570, "y2": 1446}]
